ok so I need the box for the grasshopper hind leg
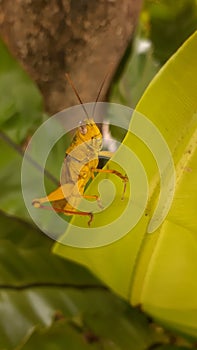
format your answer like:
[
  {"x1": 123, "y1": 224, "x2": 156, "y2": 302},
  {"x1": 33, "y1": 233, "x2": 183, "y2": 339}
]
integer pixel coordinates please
[{"x1": 32, "y1": 197, "x2": 93, "y2": 226}]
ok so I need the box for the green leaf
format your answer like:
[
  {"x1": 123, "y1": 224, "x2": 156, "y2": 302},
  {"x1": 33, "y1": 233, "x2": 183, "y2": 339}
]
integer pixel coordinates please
[
  {"x1": 152, "y1": 347, "x2": 191, "y2": 350},
  {"x1": 0, "y1": 289, "x2": 165, "y2": 350},
  {"x1": 0, "y1": 211, "x2": 100, "y2": 287},
  {"x1": 53, "y1": 32, "x2": 197, "y2": 339},
  {"x1": 147, "y1": 0, "x2": 197, "y2": 64},
  {"x1": 0, "y1": 38, "x2": 44, "y2": 219},
  {"x1": 130, "y1": 31, "x2": 197, "y2": 339},
  {"x1": 0, "y1": 40, "x2": 69, "y2": 219},
  {"x1": 110, "y1": 36, "x2": 160, "y2": 108},
  {"x1": 0, "y1": 39, "x2": 44, "y2": 143},
  {"x1": 0, "y1": 210, "x2": 165, "y2": 349}
]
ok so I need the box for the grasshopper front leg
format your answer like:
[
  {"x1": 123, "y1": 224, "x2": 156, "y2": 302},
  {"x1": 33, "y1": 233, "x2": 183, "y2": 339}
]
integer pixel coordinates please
[{"x1": 82, "y1": 194, "x2": 103, "y2": 209}]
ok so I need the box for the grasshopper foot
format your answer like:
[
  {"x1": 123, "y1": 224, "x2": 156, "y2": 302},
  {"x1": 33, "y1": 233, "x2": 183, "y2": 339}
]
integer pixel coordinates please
[
  {"x1": 121, "y1": 175, "x2": 128, "y2": 200},
  {"x1": 97, "y1": 197, "x2": 104, "y2": 209},
  {"x1": 88, "y1": 213, "x2": 93, "y2": 226}
]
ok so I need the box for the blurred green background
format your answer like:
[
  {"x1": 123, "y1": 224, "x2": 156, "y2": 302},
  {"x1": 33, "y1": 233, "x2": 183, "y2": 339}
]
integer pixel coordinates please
[{"x1": 0, "y1": 0, "x2": 196, "y2": 349}]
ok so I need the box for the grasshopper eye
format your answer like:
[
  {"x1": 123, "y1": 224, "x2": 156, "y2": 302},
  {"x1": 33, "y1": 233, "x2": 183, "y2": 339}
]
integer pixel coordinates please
[{"x1": 79, "y1": 125, "x2": 87, "y2": 135}]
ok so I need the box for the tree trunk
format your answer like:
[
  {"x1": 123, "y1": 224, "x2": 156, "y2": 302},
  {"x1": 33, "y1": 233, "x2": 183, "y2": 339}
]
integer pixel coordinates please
[{"x1": 0, "y1": 0, "x2": 142, "y2": 114}]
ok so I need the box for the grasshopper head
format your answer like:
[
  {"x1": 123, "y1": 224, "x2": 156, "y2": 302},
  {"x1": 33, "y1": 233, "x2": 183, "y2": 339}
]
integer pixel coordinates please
[{"x1": 78, "y1": 119, "x2": 102, "y2": 152}]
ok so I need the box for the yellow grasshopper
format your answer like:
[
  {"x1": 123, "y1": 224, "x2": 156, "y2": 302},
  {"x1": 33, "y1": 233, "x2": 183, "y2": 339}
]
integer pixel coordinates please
[{"x1": 32, "y1": 74, "x2": 128, "y2": 225}]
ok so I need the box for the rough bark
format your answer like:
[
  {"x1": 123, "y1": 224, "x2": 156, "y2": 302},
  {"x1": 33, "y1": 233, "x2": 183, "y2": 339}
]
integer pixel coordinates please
[{"x1": 0, "y1": 0, "x2": 142, "y2": 114}]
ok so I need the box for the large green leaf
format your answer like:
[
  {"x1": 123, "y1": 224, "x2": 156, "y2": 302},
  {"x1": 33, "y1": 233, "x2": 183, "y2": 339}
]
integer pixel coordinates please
[
  {"x1": 130, "y1": 31, "x2": 197, "y2": 338},
  {"x1": 0, "y1": 214, "x2": 166, "y2": 349},
  {"x1": 0, "y1": 289, "x2": 165, "y2": 350},
  {"x1": 0, "y1": 211, "x2": 100, "y2": 287},
  {"x1": 53, "y1": 32, "x2": 197, "y2": 338}
]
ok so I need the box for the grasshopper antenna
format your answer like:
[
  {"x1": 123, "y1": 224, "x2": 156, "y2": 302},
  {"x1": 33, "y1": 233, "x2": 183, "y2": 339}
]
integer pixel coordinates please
[
  {"x1": 65, "y1": 73, "x2": 89, "y2": 119},
  {"x1": 92, "y1": 66, "x2": 113, "y2": 118}
]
